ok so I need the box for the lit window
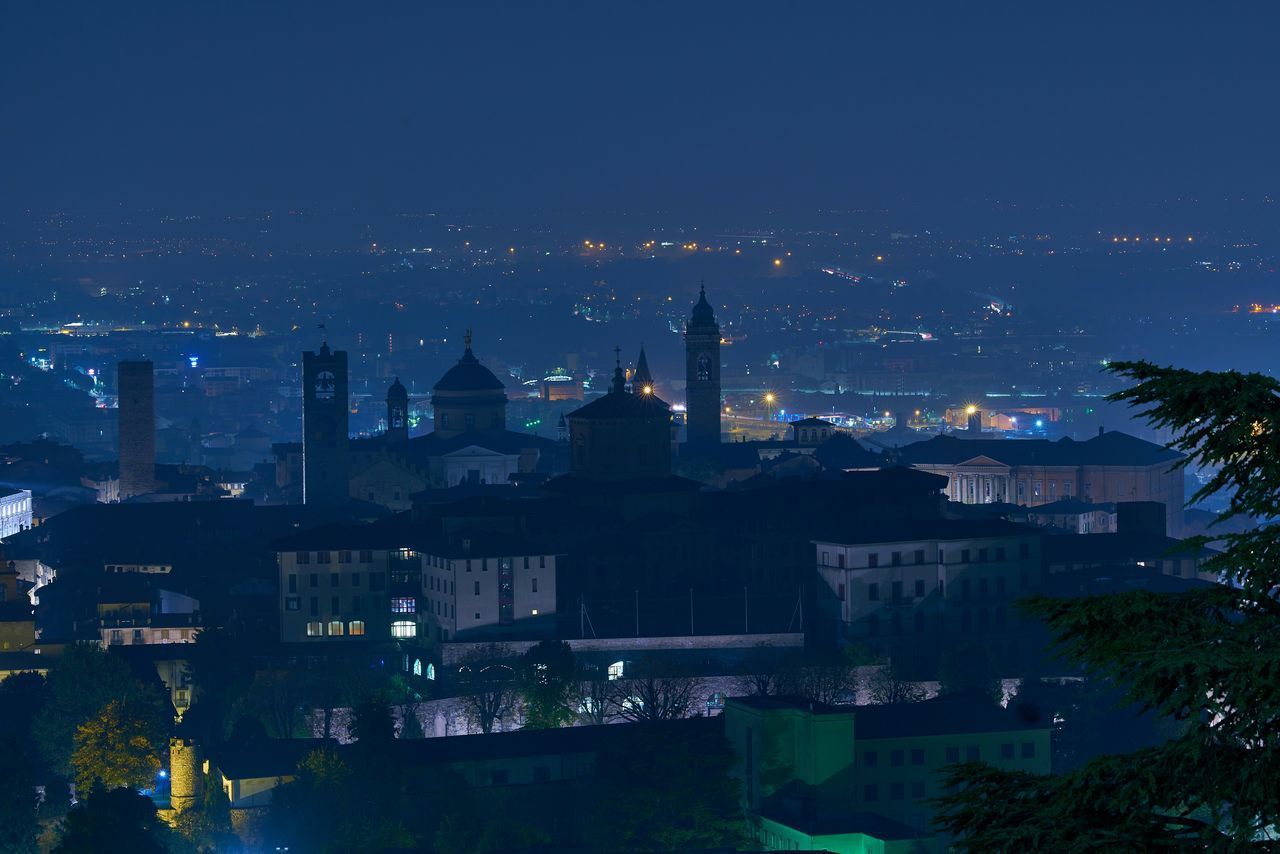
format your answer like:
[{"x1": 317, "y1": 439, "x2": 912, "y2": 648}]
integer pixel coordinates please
[
  {"x1": 413, "y1": 658, "x2": 422, "y2": 676},
  {"x1": 306, "y1": 621, "x2": 323, "y2": 637},
  {"x1": 328, "y1": 620, "x2": 344, "y2": 636},
  {"x1": 391, "y1": 620, "x2": 417, "y2": 638},
  {"x1": 348, "y1": 620, "x2": 365, "y2": 636},
  {"x1": 426, "y1": 663, "x2": 436, "y2": 680},
  {"x1": 391, "y1": 597, "x2": 416, "y2": 614},
  {"x1": 607, "y1": 661, "x2": 625, "y2": 681}
]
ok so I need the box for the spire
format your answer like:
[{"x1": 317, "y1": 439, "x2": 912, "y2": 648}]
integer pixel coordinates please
[
  {"x1": 690, "y1": 282, "x2": 716, "y2": 327},
  {"x1": 610, "y1": 346, "x2": 627, "y2": 394},
  {"x1": 633, "y1": 344, "x2": 653, "y2": 393}
]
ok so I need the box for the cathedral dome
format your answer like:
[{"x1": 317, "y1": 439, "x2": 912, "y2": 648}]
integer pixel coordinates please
[{"x1": 433, "y1": 348, "x2": 505, "y2": 393}]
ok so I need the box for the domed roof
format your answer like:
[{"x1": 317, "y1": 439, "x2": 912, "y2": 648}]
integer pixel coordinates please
[
  {"x1": 387, "y1": 377, "x2": 408, "y2": 399},
  {"x1": 433, "y1": 345, "x2": 505, "y2": 393},
  {"x1": 689, "y1": 283, "x2": 717, "y2": 328}
]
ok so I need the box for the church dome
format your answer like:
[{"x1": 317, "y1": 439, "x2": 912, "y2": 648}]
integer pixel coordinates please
[
  {"x1": 387, "y1": 377, "x2": 408, "y2": 399},
  {"x1": 433, "y1": 347, "x2": 505, "y2": 393}
]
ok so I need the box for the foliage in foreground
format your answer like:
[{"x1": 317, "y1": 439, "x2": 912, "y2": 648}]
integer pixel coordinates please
[{"x1": 935, "y1": 361, "x2": 1280, "y2": 849}]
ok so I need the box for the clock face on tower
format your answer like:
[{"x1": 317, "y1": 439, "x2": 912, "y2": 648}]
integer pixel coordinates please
[
  {"x1": 696, "y1": 354, "x2": 711, "y2": 382},
  {"x1": 315, "y1": 371, "x2": 336, "y2": 400}
]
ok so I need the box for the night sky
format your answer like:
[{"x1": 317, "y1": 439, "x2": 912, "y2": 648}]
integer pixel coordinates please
[{"x1": 5, "y1": 2, "x2": 1280, "y2": 216}]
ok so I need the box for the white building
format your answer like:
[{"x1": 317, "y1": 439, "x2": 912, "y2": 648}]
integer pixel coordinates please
[
  {"x1": 0, "y1": 488, "x2": 33, "y2": 540},
  {"x1": 814, "y1": 517, "x2": 1043, "y2": 671}
]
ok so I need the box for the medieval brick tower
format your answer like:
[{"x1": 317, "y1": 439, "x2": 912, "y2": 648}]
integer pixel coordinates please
[{"x1": 684, "y1": 284, "x2": 722, "y2": 446}]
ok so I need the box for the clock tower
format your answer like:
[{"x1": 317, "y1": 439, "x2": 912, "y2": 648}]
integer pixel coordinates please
[
  {"x1": 386, "y1": 377, "x2": 408, "y2": 445},
  {"x1": 302, "y1": 342, "x2": 350, "y2": 506},
  {"x1": 684, "y1": 284, "x2": 721, "y2": 447}
]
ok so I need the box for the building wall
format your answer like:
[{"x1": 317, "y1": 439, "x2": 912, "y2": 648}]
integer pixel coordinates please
[
  {"x1": 0, "y1": 489, "x2": 33, "y2": 539},
  {"x1": 816, "y1": 532, "x2": 1044, "y2": 670},
  {"x1": 279, "y1": 548, "x2": 401, "y2": 642},
  {"x1": 421, "y1": 551, "x2": 557, "y2": 641}
]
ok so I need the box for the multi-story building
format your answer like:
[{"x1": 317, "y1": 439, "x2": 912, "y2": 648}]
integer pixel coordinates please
[
  {"x1": 0, "y1": 487, "x2": 33, "y2": 540},
  {"x1": 276, "y1": 526, "x2": 557, "y2": 644},
  {"x1": 419, "y1": 532, "x2": 558, "y2": 642},
  {"x1": 814, "y1": 518, "x2": 1044, "y2": 672},
  {"x1": 724, "y1": 693, "x2": 1052, "y2": 850},
  {"x1": 895, "y1": 429, "x2": 1185, "y2": 535}
]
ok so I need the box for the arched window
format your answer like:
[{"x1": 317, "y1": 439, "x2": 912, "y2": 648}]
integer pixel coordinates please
[
  {"x1": 391, "y1": 620, "x2": 417, "y2": 638},
  {"x1": 413, "y1": 658, "x2": 423, "y2": 676},
  {"x1": 607, "y1": 661, "x2": 625, "y2": 680},
  {"x1": 327, "y1": 620, "x2": 344, "y2": 636},
  {"x1": 425, "y1": 663, "x2": 436, "y2": 680}
]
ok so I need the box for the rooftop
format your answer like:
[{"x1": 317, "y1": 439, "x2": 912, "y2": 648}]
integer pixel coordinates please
[{"x1": 896, "y1": 430, "x2": 1184, "y2": 468}]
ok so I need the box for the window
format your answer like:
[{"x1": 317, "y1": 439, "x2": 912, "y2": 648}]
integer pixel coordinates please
[
  {"x1": 911, "y1": 748, "x2": 925, "y2": 765},
  {"x1": 979, "y1": 577, "x2": 989, "y2": 596},
  {"x1": 914, "y1": 549, "x2": 925, "y2": 565},
  {"x1": 531, "y1": 578, "x2": 538, "y2": 593},
  {"x1": 351, "y1": 596, "x2": 361, "y2": 613},
  {"x1": 523, "y1": 557, "x2": 530, "y2": 569},
  {"x1": 295, "y1": 551, "x2": 313, "y2": 566},
  {"x1": 890, "y1": 749, "x2": 904, "y2": 767},
  {"x1": 286, "y1": 597, "x2": 300, "y2": 611},
  {"x1": 339, "y1": 550, "x2": 352, "y2": 564},
  {"x1": 328, "y1": 620, "x2": 344, "y2": 636},
  {"x1": 867, "y1": 553, "x2": 879, "y2": 568},
  {"x1": 996, "y1": 546, "x2": 1006, "y2": 561},
  {"x1": 390, "y1": 620, "x2": 417, "y2": 638},
  {"x1": 533, "y1": 766, "x2": 550, "y2": 782},
  {"x1": 306, "y1": 621, "x2": 323, "y2": 637},
  {"x1": 890, "y1": 782, "x2": 904, "y2": 800},
  {"x1": 474, "y1": 612, "x2": 480, "y2": 620},
  {"x1": 466, "y1": 560, "x2": 472, "y2": 573},
  {"x1": 318, "y1": 551, "x2": 330, "y2": 564},
  {"x1": 348, "y1": 620, "x2": 365, "y2": 636},
  {"x1": 608, "y1": 661, "x2": 625, "y2": 680},
  {"x1": 426, "y1": 663, "x2": 436, "y2": 680},
  {"x1": 1021, "y1": 741, "x2": 1036, "y2": 759},
  {"x1": 868, "y1": 583, "x2": 879, "y2": 601},
  {"x1": 891, "y1": 551, "x2": 902, "y2": 566},
  {"x1": 331, "y1": 573, "x2": 340, "y2": 587},
  {"x1": 822, "y1": 551, "x2": 829, "y2": 566},
  {"x1": 370, "y1": 572, "x2": 386, "y2": 591},
  {"x1": 863, "y1": 784, "x2": 878, "y2": 802},
  {"x1": 309, "y1": 597, "x2": 318, "y2": 616},
  {"x1": 288, "y1": 574, "x2": 297, "y2": 593},
  {"x1": 359, "y1": 550, "x2": 372, "y2": 563},
  {"x1": 310, "y1": 573, "x2": 319, "y2": 588},
  {"x1": 946, "y1": 746, "x2": 960, "y2": 763},
  {"x1": 1001, "y1": 743, "x2": 1015, "y2": 759},
  {"x1": 863, "y1": 751, "x2": 878, "y2": 767},
  {"x1": 331, "y1": 596, "x2": 340, "y2": 614},
  {"x1": 979, "y1": 548, "x2": 989, "y2": 562},
  {"x1": 966, "y1": 745, "x2": 980, "y2": 761},
  {"x1": 351, "y1": 572, "x2": 361, "y2": 587},
  {"x1": 391, "y1": 597, "x2": 416, "y2": 614},
  {"x1": 914, "y1": 579, "x2": 925, "y2": 598},
  {"x1": 911, "y1": 781, "x2": 926, "y2": 799},
  {"x1": 892, "y1": 580, "x2": 902, "y2": 602},
  {"x1": 961, "y1": 549, "x2": 971, "y2": 563},
  {"x1": 838, "y1": 583, "x2": 846, "y2": 601},
  {"x1": 474, "y1": 581, "x2": 481, "y2": 595},
  {"x1": 1019, "y1": 543, "x2": 1030, "y2": 559}
]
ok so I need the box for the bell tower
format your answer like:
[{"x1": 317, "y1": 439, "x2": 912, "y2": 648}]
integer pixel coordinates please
[
  {"x1": 386, "y1": 377, "x2": 408, "y2": 445},
  {"x1": 684, "y1": 284, "x2": 721, "y2": 446}
]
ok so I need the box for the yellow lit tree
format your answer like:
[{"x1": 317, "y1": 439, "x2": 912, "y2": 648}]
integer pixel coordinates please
[{"x1": 72, "y1": 699, "x2": 164, "y2": 795}]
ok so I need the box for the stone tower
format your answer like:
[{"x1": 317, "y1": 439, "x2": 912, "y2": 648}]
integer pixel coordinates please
[
  {"x1": 302, "y1": 342, "x2": 350, "y2": 506},
  {"x1": 169, "y1": 737, "x2": 202, "y2": 813},
  {"x1": 386, "y1": 377, "x2": 409, "y2": 445},
  {"x1": 684, "y1": 284, "x2": 721, "y2": 446},
  {"x1": 118, "y1": 360, "x2": 157, "y2": 499}
]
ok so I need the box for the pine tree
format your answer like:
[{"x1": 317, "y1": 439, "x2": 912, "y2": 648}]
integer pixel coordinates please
[{"x1": 934, "y1": 362, "x2": 1280, "y2": 849}]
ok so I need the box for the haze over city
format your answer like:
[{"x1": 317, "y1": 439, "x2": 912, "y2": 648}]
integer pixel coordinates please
[{"x1": 1, "y1": 4, "x2": 1277, "y2": 853}]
